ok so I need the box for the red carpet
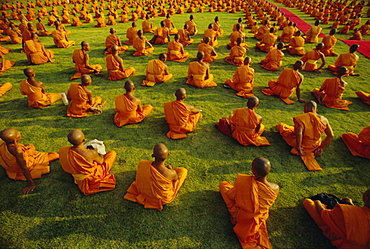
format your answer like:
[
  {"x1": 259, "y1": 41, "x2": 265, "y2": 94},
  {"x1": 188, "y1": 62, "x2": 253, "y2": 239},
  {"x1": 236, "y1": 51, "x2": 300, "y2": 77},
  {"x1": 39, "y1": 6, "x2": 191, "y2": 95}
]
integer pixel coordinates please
[{"x1": 339, "y1": 39, "x2": 370, "y2": 59}]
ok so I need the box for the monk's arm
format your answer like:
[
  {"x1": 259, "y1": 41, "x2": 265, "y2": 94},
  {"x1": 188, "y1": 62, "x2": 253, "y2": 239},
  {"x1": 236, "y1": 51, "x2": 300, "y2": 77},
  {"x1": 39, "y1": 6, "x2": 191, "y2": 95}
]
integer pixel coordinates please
[
  {"x1": 12, "y1": 146, "x2": 36, "y2": 195},
  {"x1": 255, "y1": 118, "x2": 261, "y2": 133},
  {"x1": 314, "y1": 200, "x2": 326, "y2": 214},
  {"x1": 86, "y1": 89, "x2": 93, "y2": 105},
  {"x1": 116, "y1": 36, "x2": 122, "y2": 46},
  {"x1": 185, "y1": 103, "x2": 200, "y2": 113},
  {"x1": 205, "y1": 66, "x2": 210, "y2": 80},
  {"x1": 136, "y1": 99, "x2": 143, "y2": 113},
  {"x1": 116, "y1": 55, "x2": 125, "y2": 72},
  {"x1": 315, "y1": 53, "x2": 326, "y2": 72},
  {"x1": 314, "y1": 120, "x2": 334, "y2": 156},
  {"x1": 84, "y1": 53, "x2": 98, "y2": 72},
  {"x1": 295, "y1": 123, "x2": 306, "y2": 156},
  {"x1": 145, "y1": 39, "x2": 153, "y2": 48},
  {"x1": 41, "y1": 44, "x2": 53, "y2": 62},
  {"x1": 163, "y1": 64, "x2": 170, "y2": 75}
]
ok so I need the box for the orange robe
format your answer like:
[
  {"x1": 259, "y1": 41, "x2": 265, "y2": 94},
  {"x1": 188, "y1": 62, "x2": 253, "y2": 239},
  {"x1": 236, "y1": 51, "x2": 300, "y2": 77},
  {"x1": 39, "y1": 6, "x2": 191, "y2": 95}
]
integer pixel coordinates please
[
  {"x1": 303, "y1": 199, "x2": 370, "y2": 249},
  {"x1": 328, "y1": 52, "x2": 359, "y2": 75},
  {"x1": 24, "y1": 40, "x2": 54, "y2": 65},
  {"x1": 321, "y1": 35, "x2": 337, "y2": 56},
  {"x1": 95, "y1": 16, "x2": 106, "y2": 27},
  {"x1": 142, "y1": 59, "x2": 173, "y2": 87},
  {"x1": 142, "y1": 19, "x2": 156, "y2": 33},
  {"x1": 6, "y1": 29, "x2": 22, "y2": 44},
  {"x1": 260, "y1": 48, "x2": 284, "y2": 71},
  {"x1": 355, "y1": 91, "x2": 370, "y2": 105},
  {"x1": 254, "y1": 25, "x2": 268, "y2": 40},
  {"x1": 262, "y1": 68, "x2": 301, "y2": 104},
  {"x1": 0, "y1": 142, "x2": 52, "y2": 180},
  {"x1": 301, "y1": 49, "x2": 321, "y2": 71},
  {"x1": 278, "y1": 25, "x2": 295, "y2": 42},
  {"x1": 186, "y1": 61, "x2": 217, "y2": 88},
  {"x1": 211, "y1": 22, "x2": 223, "y2": 36},
  {"x1": 197, "y1": 43, "x2": 217, "y2": 64},
  {"x1": 178, "y1": 28, "x2": 193, "y2": 46},
  {"x1": 163, "y1": 18, "x2": 177, "y2": 34},
  {"x1": 256, "y1": 33, "x2": 276, "y2": 52},
  {"x1": 114, "y1": 94, "x2": 153, "y2": 127},
  {"x1": 71, "y1": 49, "x2": 103, "y2": 80},
  {"x1": 124, "y1": 160, "x2": 188, "y2": 210},
  {"x1": 104, "y1": 34, "x2": 128, "y2": 55},
  {"x1": 132, "y1": 36, "x2": 154, "y2": 56},
  {"x1": 36, "y1": 22, "x2": 51, "y2": 36},
  {"x1": 228, "y1": 31, "x2": 246, "y2": 48},
  {"x1": 224, "y1": 65, "x2": 254, "y2": 98},
  {"x1": 342, "y1": 126, "x2": 370, "y2": 159},
  {"x1": 153, "y1": 27, "x2": 169, "y2": 44},
  {"x1": 59, "y1": 146, "x2": 116, "y2": 195},
  {"x1": 164, "y1": 100, "x2": 203, "y2": 139},
  {"x1": 166, "y1": 40, "x2": 189, "y2": 62},
  {"x1": 106, "y1": 54, "x2": 135, "y2": 80},
  {"x1": 20, "y1": 79, "x2": 61, "y2": 108},
  {"x1": 124, "y1": 27, "x2": 137, "y2": 45},
  {"x1": 276, "y1": 112, "x2": 327, "y2": 170},
  {"x1": 0, "y1": 59, "x2": 16, "y2": 74},
  {"x1": 287, "y1": 36, "x2": 305, "y2": 55},
  {"x1": 219, "y1": 175, "x2": 278, "y2": 249},
  {"x1": 71, "y1": 16, "x2": 82, "y2": 26},
  {"x1": 313, "y1": 78, "x2": 352, "y2": 111},
  {"x1": 0, "y1": 82, "x2": 12, "y2": 97},
  {"x1": 185, "y1": 20, "x2": 196, "y2": 35},
  {"x1": 229, "y1": 108, "x2": 270, "y2": 146},
  {"x1": 225, "y1": 46, "x2": 246, "y2": 66},
  {"x1": 305, "y1": 26, "x2": 322, "y2": 43},
  {"x1": 203, "y1": 28, "x2": 218, "y2": 47},
  {"x1": 51, "y1": 29, "x2": 75, "y2": 48}
]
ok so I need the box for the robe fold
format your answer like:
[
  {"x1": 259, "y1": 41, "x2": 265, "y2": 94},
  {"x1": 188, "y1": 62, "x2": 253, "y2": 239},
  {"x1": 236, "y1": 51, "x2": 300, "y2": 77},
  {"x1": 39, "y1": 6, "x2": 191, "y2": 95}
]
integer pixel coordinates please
[
  {"x1": 20, "y1": 79, "x2": 61, "y2": 108},
  {"x1": 153, "y1": 27, "x2": 169, "y2": 44},
  {"x1": 167, "y1": 41, "x2": 189, "y2": 62},
  {"x1": 287, "y1": 36, "x2": 305, "y2": 55},
  {"x1": 278, "y1": 26, "x2": 295, "y2": 42},
  {"x1": 203, "y1": 28, "x2": 218, "y2": 47},
  {"x1": 106, "y1": 54, "x2": 135, "y2": 81},
  {"x1": 104, "y1": 34, "x2": 128, "y2": 55},
  {"x1": 301, "y1": 49, "x2": 321, "y2": 71},
  {"x1": 132, "y1": 36, "x2": 154, "y2": 56},
  {"x1": 260, "y1": 48, "x2": 284, "y2": 71},
  {"x1": 355, "y1": 91, "x2": 370, "y2": 105},
  {"x1": 321, "y1": 35, "x2": 337, "y2": 56},
  {"x1": 71, "y1": 49, "x2": 103, "y2": 80},
  {"x1": 305, "y1": 26, "x2": 322, "y2": 43},
  {"x1": 256, "y1": 33, "x2": 276, "y2": 52},
  {"x1": 0, "y1": 59, "x2": 16, "y2": 75},
  {"x1": 197, "y1": 43, "x2": 217, "y2": 64},
  {"x1": 142, "y1": 20, "x2": 156, "y2": 33},
  {"x1": 142, "y1": 59, "x2": 172, "y2": 86},
  {"x1": 124, "y1": 27, "x2": 137, "y2": 45},
  {"x1": 178, "y1": 28, "x2": 193, "y2": 46},
  {"x1": 225, "y1": 46, "x2": 246, "y2": 66},
  {"x1": 36, "y1": 22, "x2": 51, "y2": 36},
  {"x1": 224, "y1": 65, "x2": 254, "y2": 98},
  {"x1": 0, "y1": 82, "x2": 12, "y2": 97},
  {"x1": 24, "y1": 40, "x2": 54, "y2": 65},
  {"x1": 342, "y1": 126, "x2": 370, "y2": 159},
  {"x1": 186, "y1": 61, "x2": 217, "y2": 88},
  {"x1": 51, "y1": 29, "x2": 75, "y2": 48},
  {"x1": 328, "y1": 52, "x2": 359, "y2": 75}
]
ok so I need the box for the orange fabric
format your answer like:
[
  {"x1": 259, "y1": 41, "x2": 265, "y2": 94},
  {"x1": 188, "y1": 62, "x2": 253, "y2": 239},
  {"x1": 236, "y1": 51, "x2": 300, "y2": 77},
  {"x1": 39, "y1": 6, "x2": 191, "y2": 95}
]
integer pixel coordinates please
[
  {"x1": 104, "y1": 34, "x2": 128, "y2": 54},
  {"x1": 114, "y1": 94, "x2": 153, "y2": 127},
  {"x1": 0, "y1": 142, "x2": 50, "y2": 180},
  {"x1": 219, "y1": 175, "x2": 277, "y2": 249},
  {"x1": 124, "y1": 160, "x2": 187, "y2": 210},
  {"x1": 186, "y1": 61, "x2": 217, "y2": 88},
  {"x1": 228, "y1": 31, "x2": 245, "y2": 48},
  {"x1": 260, "y1": 48, "x2": 284, "y2": 71},
  {"x1": 224, "y1": 65, "x2": 254, "y2": 98},
  {"x1": 301, "y1": 49, "x2": 321, "y2": 71},
  {"x1": 0, "y1": 82, "x2": 12, "y2": 97},
  {"x1": 254, "y1": 25, "x2": 268, "y2": 40},
  {"x1": 0, "y1": 59, "x2": 16, "y2": 74},
  {"x1": 24, "y1": 40, "x2": 54, "y2": 65},
  {"x1": 142, "y1": 20, "x2": 156, "y2": 33},
  {"x1": 142, "y1": 59, "x2": 172, "y2": 86},
  {"x1": 164, "y1": 100, "x2": 202, "y2": 139},
  {"x1": 95, "y1": 16, "x2": 106, "y2": 27},
  {"x1": 197, "y1": 43, "x2": 217, "y2": 64},
  {"x1": 153, "y1": 27, "x2": 168, "y2": 44},
  {"x1": 20, "y1": 79, "x2": 61, "y2": 108},
  {"x1": 124, "y1": 27, "x2": 137, "y2": 45},
  {"x1": 321, "y1": 35, "x2": 337, "y2": 56},
  {"x1": 229, "y1": 108, "x2": 270, "y2": 146},
  {"x1": 71, "y1": 49, "x2": 102, "y2": 79},
  {"x1": 275, "y1": 112, "x2": 327, "y2": 171},
  {"x1": 59, "y1": 146, "x2": 116, "y2": 195},
  {"x1": 167, "y1": 40, "x2": 189, "y2": 62},
  {"x1": 225, "y1": 46, "x2": 246, "y2": 66},
  {"x1": 0, "y1": 45, "x2": 10, "y2": 55},
  {"x1": 211, "y1": 22, "x2": 223, "y2": 36},
  {"x1": 328, "y1": 52, "x2": 358, "y2": 75},
  {"x1": 256, "y1": 33, "x2": 276, "y2": 52},
  {"x1": 178, "y1": 28, "x2": 193, "y2": 46},
  {"x1": 6, "y1": 29, "x2": 22, "y2": 44},
  {"x1": 36, "y1": 22, "x2": 51, "y2": 36},
  {"x1": 185, "y1": 20, "x2": 196, "y2": 35},
  {"x1": 305, "y1": 26, "x2": 322, "y2": 43},
  {"x1": 313, "y1": 78, "x2": 352, "y2": 110},
  {"x1": 133, "y1": 36, "x2": 154, "y2": 56},
  {"x1": 106, "y1": 54, "x2": 135, "y2": 80},
  {"x1": 342, "y1": 127, "x2": 370, "y2": 159},
  {"x1": 52, "y1": 29, "x2": 74, "y2": 48},
  {"x1": 355, "y1": 91, "x2": 370, "y2": 105},
  {"x1": 163, "y1": 18, "x2": 177, "y2": 34},
  {"x1": 203, "y1": 28, "x2": 218, "y2": 47},
  {"x1": 71, "y1": 16, "x2": 82, "y2": 26},
  {"x1": 279, "y1": 25, "x2": 295, "y2": 42},
  {"x1": 287, "y1": 36, "x2": 305, "y2": 55}
]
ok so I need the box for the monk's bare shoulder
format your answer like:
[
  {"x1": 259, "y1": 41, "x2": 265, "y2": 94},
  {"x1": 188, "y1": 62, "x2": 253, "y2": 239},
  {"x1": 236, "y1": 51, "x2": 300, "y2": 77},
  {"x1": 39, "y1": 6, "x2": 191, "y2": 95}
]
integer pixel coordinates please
[
  {"x1": 7, "y1": 143, "x2": 23, "y2": 157},
  {"x1": 317, "y1": 114, "x2": 329, "y2": 126},
  {"x1": 266, "y1": 182, "x2": 280, "y2": 195}
]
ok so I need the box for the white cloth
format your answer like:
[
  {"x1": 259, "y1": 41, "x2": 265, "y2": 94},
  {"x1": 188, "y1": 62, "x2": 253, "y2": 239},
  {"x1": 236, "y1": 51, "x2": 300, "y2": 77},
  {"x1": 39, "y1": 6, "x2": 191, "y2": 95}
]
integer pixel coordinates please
[{"x1": 84, "y1": 139, "x2": 106, "y2": 155}]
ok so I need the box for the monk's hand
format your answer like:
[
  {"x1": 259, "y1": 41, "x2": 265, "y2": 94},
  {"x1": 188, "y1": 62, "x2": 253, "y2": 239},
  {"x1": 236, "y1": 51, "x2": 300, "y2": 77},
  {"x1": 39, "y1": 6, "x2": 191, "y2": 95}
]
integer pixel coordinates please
[
  {"x1": 166, "y1": 165, "x2": 173, "y2": 169},
  {"x1": 314, "y1": 147, "x2": 323, "y2": 156},
  {"x1": 298, "y1": 147, "x2": 306, "y2": 156},
  {"x1": 22, "y1": 183, "x2": 36, "y2": 195}
]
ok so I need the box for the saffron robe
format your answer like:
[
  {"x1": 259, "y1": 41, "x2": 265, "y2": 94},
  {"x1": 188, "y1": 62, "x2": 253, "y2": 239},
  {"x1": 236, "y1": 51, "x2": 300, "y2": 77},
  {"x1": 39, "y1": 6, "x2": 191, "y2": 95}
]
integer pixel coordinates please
[
  {"x1": 106, "y1": 54, "x2": 135, "y2": 81},
  {"x1": 225, "y1": 46, "x2": 246, "y2": 66},
  {"x1": 305, "y1": 26, "x2": 322, "y2": 43},
  {"x1": 185, "y1": 20, "x2": 196, "y2": 35},
  {"x1": 278, "y1": 25, "x2": 295, "y2": 42},
  {"x1": 142, "y1": 19, "x2": 156, "y2": 33},
  {"x1": 328, "y1": 52, "x2": 359, "y2": 75},
  {"x1": 301, "y1": 49, "x2": 321, "y2": 71},
  {"x1": 166, "y1": 40, "x2": 189, "y2": 62},
  {"x1": 355, "y1": 91, "x2": 370, "y2": 105},
  {"x1": 51, "y1": 29, "x2": 75, "y2": 48},
  {"x1": 260, "y1": 48, "x2": 284, "y2": 71},
  {"x1": 342, "y1": 126, "x2": 370, "y2": 159},
  {"x1": 20, "y1": 79, "x2": 61, "y2": 108},
  {"x1": 203, "y1": 28, "x2": 218, "y2": 47},
  {"x1": 36, "y1": 22, "x2": 51, "y2": 36},
  {"x1": 153, "y1": 27, "x2": 169, "y2": 44},
  {"x1": 198, "y1": 43, "x2": 217, "y2": 64},
  {"x1": 0, "y1": 82, "x2": 12, "y2": 97},
  {"x1": 6, "y1": 29, "x2": 22, "y2": 44},
  {"x1": 0, "y1": 59, "x2": 16, "y2": 74},
  {"x1": 186, "y1": 61, "x2": 217, "y2": 88},
  {"x1": 132, "y1": 36, "x2": 154, "y2": 56},
  {"x1": 142, "y1": 59, "x2": 172, "y2": 87},
  {"x1": 287, "y1": 36, "x2": 305, "y2": 56},
  {"x1": 70, "y1": 49, "x2": 103, "y2": 80},
  {"x1": 321, "y1": 35, "x2": 337, "y2": 56},
  {"x1": 124, "y1": 160, "x2": 188, "y2": 210},
  {"x1": 104, "y1": 34, "x2": 128, "y2": 55},
  {"x1": 178, "y1": 28, "x2": 193, "y2": 46},
  {"x1": 124, "y1": 27, "x2": 137, "y2": 45},
  {"x1": 24, "y1": 40, "x2": 54, "y2": 65},
  {"x1": 256, "y1": 33, "x2": 276, "y2": 52},
  {"x1": 224, "y1": 65, "x2": 254, "y2": 98}
]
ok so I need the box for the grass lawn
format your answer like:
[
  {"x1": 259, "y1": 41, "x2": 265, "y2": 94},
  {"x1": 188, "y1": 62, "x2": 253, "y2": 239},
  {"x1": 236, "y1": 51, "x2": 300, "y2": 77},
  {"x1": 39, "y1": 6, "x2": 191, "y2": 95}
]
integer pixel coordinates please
[{"x1": 0, "y1": 1, "x2": 369, "y2": 248}]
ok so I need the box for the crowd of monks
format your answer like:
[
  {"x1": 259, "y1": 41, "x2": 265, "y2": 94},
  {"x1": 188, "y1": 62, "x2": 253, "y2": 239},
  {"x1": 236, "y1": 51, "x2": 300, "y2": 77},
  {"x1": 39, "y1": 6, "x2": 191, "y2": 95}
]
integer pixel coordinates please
[{"x1": 0, "y1": 0, "x2": 369, "y2": 248}]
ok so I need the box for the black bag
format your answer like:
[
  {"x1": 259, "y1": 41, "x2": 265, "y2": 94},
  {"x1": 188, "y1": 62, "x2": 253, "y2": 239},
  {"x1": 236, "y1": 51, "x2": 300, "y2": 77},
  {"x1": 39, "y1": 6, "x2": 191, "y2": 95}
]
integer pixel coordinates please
[{"x1": 309, "y1": 193, "x2": 347, "y2": 209}]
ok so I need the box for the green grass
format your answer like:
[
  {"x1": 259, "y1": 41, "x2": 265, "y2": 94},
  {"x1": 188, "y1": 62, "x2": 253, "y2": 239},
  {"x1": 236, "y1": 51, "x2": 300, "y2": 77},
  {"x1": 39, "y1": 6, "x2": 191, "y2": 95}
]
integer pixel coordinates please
[{"x1": 0, "y1": 1, "x2": 369, "y2": 248}]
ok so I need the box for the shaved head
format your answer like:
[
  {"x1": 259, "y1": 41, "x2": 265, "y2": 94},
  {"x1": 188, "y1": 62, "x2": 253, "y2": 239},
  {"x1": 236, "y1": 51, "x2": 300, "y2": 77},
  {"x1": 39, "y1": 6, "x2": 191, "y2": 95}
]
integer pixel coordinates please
[
  {"x1": 293, "y1": 60, "x2": 303, "y2": 70},
  {"x1": 247, "y1": 96, "x2": 259, "y2": 109},
  {"x1": 350, "y1": 44, "x2": 359, "y2": 53},
  {"x1": 203, "y1": 36, "x2": 210, "y2": 44},
  {"x1": 252, "y1": 157, "x2": 271, "y2": 178},
  {"x1": 304, "y1": 100, "x2": 318, "y2": 112},
  {"x1": 337, "y1": 66, "x2": 348, "y2": 76},
  {"x1": 196, "y1": 51, "x2": 204, "y2": 61},
  {"x1": 316, "y1": 43, "x2": 323, "y2": 50},
  {"x1": 159, "y1": 53, "x2": 167, "y2": 61},
  {"x1": 175, "y1": 88, "x2": 186, "y2": 100},
  {"x1": 152, "y1": 143, "x2": 169, "y2": 161},
  {"x1": 124, "y1": 80, "x2": 135, "y2": 92},
  {"x1": 0, "y1": 128, "x2": 20, "y2": 143},
  {"x1": 244, "y1": 57, "x2": 251, "y2": 65},
  {"x1": 81, "y1": 74, "x2": 92, "y2": 86},
  {"x1": 277, "y1": 42, "x2": 284, "y2": 50},
  {"x1": 67, "y1": 129, "x2": 85, "y2": 146},
  {"x1": 110, "y1": 28, "x2": 115, "y2": 34},
  {"x1": 111, "y1": 44, "x2": 118, "y2": 53},
  {"x1": 23, "y1": 67, "x2": 35, "y2": 77}
]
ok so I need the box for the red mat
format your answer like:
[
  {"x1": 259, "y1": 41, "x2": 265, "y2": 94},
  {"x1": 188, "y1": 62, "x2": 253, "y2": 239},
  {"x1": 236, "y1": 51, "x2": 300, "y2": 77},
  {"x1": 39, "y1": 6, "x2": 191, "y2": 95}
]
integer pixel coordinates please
[{"x1": 339, "y1": 39, "x2": 370, "y2": 59}]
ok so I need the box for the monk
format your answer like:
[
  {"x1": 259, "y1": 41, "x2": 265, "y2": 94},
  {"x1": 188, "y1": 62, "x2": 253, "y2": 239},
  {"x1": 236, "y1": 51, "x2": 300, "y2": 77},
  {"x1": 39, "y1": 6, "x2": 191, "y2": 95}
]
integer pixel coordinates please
[
  {"x1": 70, "y1": 41, "x2": 103, "y2": 80},
  {"x1": 224, "y1": 57, "x2": 255, "y2": 98},
  {"x1": 0, "y1": 52, "x2": 16, "y2": 75},
  {"x1": 114, "y1": 80, "x2": 153, "y2": 127},
  {"x1": 260, "y1": 42, "x2": 284, "y2": 71},
  {"x1": 313, "y1": 66, "x2": 352, "y2": 111},
  {"x1": 0, "y1": 128, "x2": 59, "y2": 195},
  {"x1": 142, "y1": 14, "x2": 156, "y2": 33},
  {"x1": 355, "y1": 91, "x2": 370, "y2": 105},
  {"x1": 203, "y1": 23, "x2": 218, "y2": 47},
  {"x1": 305, "y1": 20, "x2": 322, "y2": 43},
  {"x1": 71, "y1": 13, "x2": 82, "y2": 26},
  {"x1": 276, "y1": 101, "x2": 334, "y2": 170},
  {"x1": 124, "y1": 22, "x2": 137, "y2": 45},
  {"x1": 6, "y1": 23, "x2": 22, "y2": 44},
  {"x1": 0, "y1": 82, "x2": 12, "y2": 97},
  {"x1": 186, "y1": 52, "x2": 216, "y2": 88},
  {"x1": 51, "y1": 22, "x2": 75, "y2": 48},
  {"x1": 198, "y1": 37, "x2": 217, "y2": 64},
  {"x1": 163, "y1": 14, "x2": 177, "y2": 35},
  {"x1": 328, "y1": 44, "x2": 360, "y2": 76},
  {"x1": 95, "y1": 13, "x2": 106, "y2": 28},
  {"x1": 225, "y1": 37, "x2": 247, "y2": 66},
  {"x1": 24, "y1": 33, "x2": 54, "y2": 65},
  {"x1": 67, "y1": 74, "x2": 105, "y2": 118},
  {"x1": 106, "y1": 45, "x2": 135, "y2": 81},
  {"x1": 185, "y1": 15, "x2": 197, "y2": 35},
  {"x1": 104, "y1": 28, "x2": 128, "y2": 55},
  {"x1": 287, "y1": 31, "x2": 305, "y2": 56},
  {"x1": 124, "y1": 143, "x2": 188, "y2": 210},
  {"x1": 150, "y1": 21, "x2": 170, "y2": 45},
  {"x1": 133, "y1": 30, "x2": 154, "y2": 56},
  {"x1": 59, "y1": 129, "x2": 116, "y2": 195},
  {"x1": 212, "y1": 16, "x2": 223, "y2": 36},
  {"x1": 164, "y1": 88, "x2": 202, "y2": 139},
  {"x1": 342, "y1": 127, "x2": 370, "y2": 159},
  {"x1": 349, "y1": 28, "x2": 362, "y2": 40},
  {"x1": 166, "y1": 34, "x2": 189, "y2": 63},
  {"x1": 300, "y1": 43, "x2": 325, "y2": 73},
  {"x1": 36, "y1": 17, "x2": 51, "y2": 36},
  {"x1": 256, "y1": 28, "x2": 277, "y2": 53},
  {"x1": 227, "y1": 24, "x2": 247, "y2": 49},
  {"x1": 20, "y1": 68, "x2": 61, "y2": 108},
  {"x1": 321, "y1": 29, "x2": 337, "y2": 56},
  {"x1": 303, "y1": 189, "x2": 370, "y2": 248},
  {"x1": 262, "y1": 60, "x2": 305, "y2": 105},
  {"x1": 219, "y1": 157, "x2": 279, "y2": 248},
  {"x1": 254, "y1": 20, "x2": 270, "y2": 40},
  {"x1": 278, "y1": 21, "x2": 295, "y2": 43},
  {"x1": 142, "y1": 53, "x2": 173, "y2": 87},
  {"x1": 178, "y1": 24, "x2": 193, "y2": 46}
]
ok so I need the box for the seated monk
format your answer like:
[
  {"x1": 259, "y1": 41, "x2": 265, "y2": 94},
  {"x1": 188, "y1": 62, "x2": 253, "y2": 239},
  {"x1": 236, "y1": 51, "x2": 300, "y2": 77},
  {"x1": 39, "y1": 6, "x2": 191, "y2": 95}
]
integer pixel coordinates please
[
  {"x1": 224, "y1": 57, "x2": 255, "y2": 98},
  {"x1": 0, "y1": 44, "x2": 11, "y2": 55},
  {"x1": 0, "y1": 52, "x2": 16, "y2": 75},
  {"x1": 119, "y1": 11, "x2": 128, "y2": 24},
  {"x1": 303, "y1": 189, "x2": 370, "y2": 248},
  {"x1": 260, "y1": 42, "x2": 284, "y2": 71},
  {"x1": 217, "y1": 97, "x2": 270, "y2": 146},
  {"x1": 276, "y1": 101, "x2": 334, "y2": 170},
  {"x1": 0, "y1": 82, "x2": 12, "y2": 97},
  {"x1": 142, "y1": 53, "x2": 173, "y2": 87},
  {"x1": 262, "y1": 60, "x2": 305, "y2": 105},
  {"x1": 106, "y1": 45, "x2": 135, "y2": 81},
  {"x1": 300, "y1": 43, "x2": 325, "y2": 73},
  {"x1": 186, "y1": 52, "x2": 217, "y2": 88},
  {"x1": 185, "y1": 14, "x2": 197, "y2": 35},
  {"x1": 95, "y1": 13, "x2": 106, "y2": 28},
  {"x1": 203, "y1": 23, "x2": 218, "y2": 47},
  {"x1": 212, "y1": 16, "x2": 223, "y2": 36},
  {"x1": 287, "y1": 31, "x2": 305, "y2": 56},
  {"x1": 24, "y1": 33, "x2": 54, "y2": 65},
  {"x1": 67, "y1": 74, "x2": 105, "y2": 118},
  {"x1": 313, "y1": 67, "x2": 352, "y2": 111},
  {"x1": 51, "y1": 22, "x2": 75, "y2": 48},
  {"x1": 225, "y1": 37, "x2": 247, "y2": 66},
  {"x1": 219, "y1": 157, "x2": 279, "y2": 248},
  {"x1": 59, "y1": 129, "x2": 116, "y2": 195},
  {"x1": 349, "y1": 28, "x2": 362, "y2": 40},
  {"x1": 70, "y1": 41, "x2": 103, "y2": 80},
  {"x1": 133, "y1": 30, "x2": 154, "y2": 56},
  {"x1": 320, "y1": 28, "x2": 337, "y2": 56},
  {"x1": 6, "y1": 23, "x2": 22, "y2": 44},
  {"x1": 328, "y1": 44, "x2": 360, "y2": 76},
  {"x1": 106, "y1": 12, "x2": 116, "y2": 26},
  {"x1": 305, "y1": 20, "x2": 322, "y2": 43},
  {"x1": 227, "y1": 24, "x2": 248, "y2": 49},
  {"x1": 166, "y1": 34, "x2": 189, "y2": 63},
  {"x1": 104, "y1": 28, "x2": 128, "y2": 55},
  {"x1": 20, "y1": 68, "x2": 61, "y2": 108},
  {"x1": 163, "y1": 14, "x2": 177, "y2": 35},
  {"x1": 124, "y1": 22, "x2": 137, "y2": 45},
  {"x1": 278, "y1": 21, "x2": 295, "y2": 43},
  {"x1": 114, "y1": 80, "x2": 153, "y2": 127},
  {"x1": 198, "y1": 37, "x2": 217, "y2": 64},
  {"x1": 355, "y1": 91, "x2": 370, "y2": 105},
  {"x1": 178, "y1": 24, "x2": 193, "y2": 46},
  {"x1": 71, "y1": 13, "x2": 82, "y2": 26},
  {"x1": 142, "y1": 14, "x2": 157, "y2": 33},
  {"x1": 0, "y1": 128, "x2": 59, "y2": 195},
  {"x1": 149, "y1": 21, "x2": 170, "y2": 45},
  {"x1": 256, "y1": 28, "x2": 277, "y2": 53},
  {"x1": 36, "y1": 17, "x2": 51, "y2": 36},
  {"x1": 164, "y1": 88, "x2": 202, "y2": 139},
  {"x1": 124, "y1": 143, "x2": 188, "y2": 210},
  {"x1": 254, "y1": 20, "x2": 270, "y2": 40},
  {"x1": 342, "y1": 126, "x2": 370, "y2": 159}
]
